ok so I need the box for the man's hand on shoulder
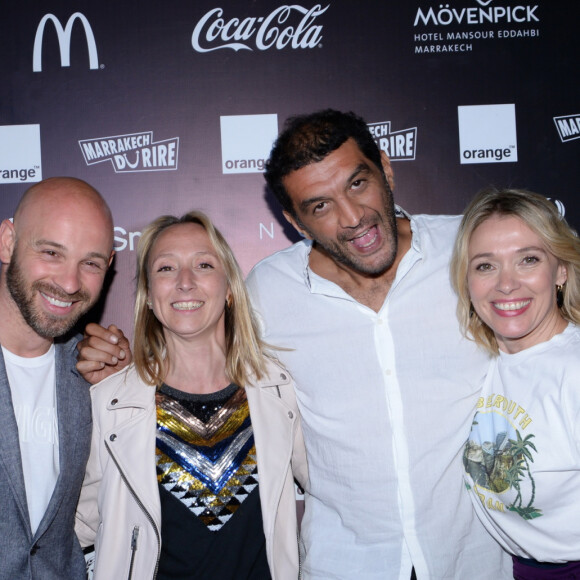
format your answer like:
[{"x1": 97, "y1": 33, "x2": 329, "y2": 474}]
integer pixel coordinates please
[{"x1": 76, "y1": 323, "x2": 132, "y2": 385}]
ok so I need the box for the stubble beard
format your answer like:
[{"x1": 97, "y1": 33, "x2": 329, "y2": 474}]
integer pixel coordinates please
[
  {"x1": 303, "y1": 185, "x2": 399, "y2": 276},
  {"x1": 6, "y1": 257, "x2": 92, "y2": 339}
]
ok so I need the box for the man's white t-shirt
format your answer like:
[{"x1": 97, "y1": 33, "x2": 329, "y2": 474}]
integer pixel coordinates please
[{"x1": 3, "y1": 344, "x2": 59, "y2": 534}]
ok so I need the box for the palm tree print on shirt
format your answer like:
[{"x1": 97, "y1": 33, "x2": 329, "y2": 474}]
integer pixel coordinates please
[
  {"x1": 464, "y1": 414, "x2": 542, "y2": 520},
  {"x1": 507, "y1": 431, "x2": 542, "y2": 520}
]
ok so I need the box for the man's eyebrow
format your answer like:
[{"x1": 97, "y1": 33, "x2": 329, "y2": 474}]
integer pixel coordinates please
[
  {"x1": 299, "y1": 196, "x2": 327, "y2": 212},
  {"x1": 298, "y1": 163, "x2": 372, "y2": 212},
  {"x1": 34, "y1": 239, "x2": 110, "y2": 263},
  {"x1": 33, "y1": 239, "x2": 65, "y2": 251},
  {"x1": 85, "y1": 251, "x2": 111, "y2": 263},
  {"x1": 347, "y1": 163, "x2": 371, "y2": 184}
]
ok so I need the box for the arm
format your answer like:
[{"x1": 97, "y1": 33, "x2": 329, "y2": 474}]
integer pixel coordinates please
[{"x1": 77, "y1": 323, "x2": 132, "y2": 385}]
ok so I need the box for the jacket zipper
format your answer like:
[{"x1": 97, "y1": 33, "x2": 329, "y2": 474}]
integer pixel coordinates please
[
  {"x1": 297, "y1": 529, "x2": 303, "y2": 580},
  {"x1": 105, "y1": 441, "x2": 161, "y2": 580},
  {"x1": 126, "y1": 526, "x2": 139, "y2": 580}
]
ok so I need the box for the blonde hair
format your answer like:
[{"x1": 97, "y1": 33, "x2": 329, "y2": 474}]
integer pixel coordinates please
[
  {"x1": 133, "y1": 210, "x2": 270, "y2": 386},
  {"x1": 450, "y1": 187, "x2": 580, "y2": 355}
]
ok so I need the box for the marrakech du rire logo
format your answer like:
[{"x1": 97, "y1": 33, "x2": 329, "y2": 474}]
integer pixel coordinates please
[
  {"x1": 79, "y1": 131, "x2": 179, "y2": 173},
  {"x1": 368, "y1": 121, "x2": 417, "y2": 161},
  {"x1": 553, "y1": 114, "x2": 580, "y2": 143}
]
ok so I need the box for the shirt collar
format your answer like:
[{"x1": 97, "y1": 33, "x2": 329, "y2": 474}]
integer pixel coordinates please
[
  {"x1": 300, "y1": 206, "x2": 424, "y2": 297},
  {"x1": 394, "y1": 204, "x2": 421, "y2": 255}
]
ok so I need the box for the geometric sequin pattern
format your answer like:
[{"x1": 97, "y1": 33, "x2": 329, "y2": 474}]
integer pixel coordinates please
[{"x1": 155, "y1": 388, "x2": 259, "y2": 532}]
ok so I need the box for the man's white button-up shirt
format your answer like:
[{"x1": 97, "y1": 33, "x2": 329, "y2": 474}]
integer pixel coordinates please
[{"x1": 246, "y1": 211, "x2": 511, "y2": 579}]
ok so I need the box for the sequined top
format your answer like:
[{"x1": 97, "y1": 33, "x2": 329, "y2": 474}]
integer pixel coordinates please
[{"x1": 155, "y1": 383, "x2": 271, "y2": 579}]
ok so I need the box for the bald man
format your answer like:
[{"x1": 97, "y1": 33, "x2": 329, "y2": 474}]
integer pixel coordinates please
[{"x1": 0, "y1": 177, "x2": 115, "y2": 580}]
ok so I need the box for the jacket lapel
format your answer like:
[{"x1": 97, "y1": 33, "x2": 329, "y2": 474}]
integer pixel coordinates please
[
  {"x1": 103, "y1": 377, "x2": 161, "y2": 530},
  {"x1": 34, "y1": 339, "x2": 89, "y2": 540},
  {"x1": 0, "y1": 348, "x2": 32, "y2": 535}
]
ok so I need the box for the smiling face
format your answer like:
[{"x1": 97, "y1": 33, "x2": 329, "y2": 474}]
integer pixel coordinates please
[
  {"x1": 282, "y1": 138, "x2": 398, "y2": 278},
  {"x1": 3, "y1": 184, "x2": 113, "y2": 339},
  {"x1": 467, "y1": 214, "x2": 567, "y2": 353},
  {"x1": 147, "y1": 222, "x2": 230, "y2": 347}
]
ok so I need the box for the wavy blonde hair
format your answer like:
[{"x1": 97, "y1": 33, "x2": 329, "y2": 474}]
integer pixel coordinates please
[
  {"x1": 133, "y1": 211, "x2": 270, "y2": 386},
  {"x1": 450, "y1": 187, "x2": 580, "y2": 355}
]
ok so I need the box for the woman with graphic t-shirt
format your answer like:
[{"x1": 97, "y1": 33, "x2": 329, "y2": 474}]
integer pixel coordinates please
[
  {"x1": 450, "y1": 187, "x2": 580, "y2": 580},
  {"x1": 75, "y1": 211, "x2": 307, "y2": 580}
]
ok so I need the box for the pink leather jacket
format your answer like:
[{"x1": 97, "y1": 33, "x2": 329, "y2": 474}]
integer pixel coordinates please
[{"x1": 76, "y1": 359, "x2": 308, "y2": 580}]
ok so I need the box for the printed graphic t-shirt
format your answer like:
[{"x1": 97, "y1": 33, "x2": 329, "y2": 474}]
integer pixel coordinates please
[{"x1": 463, "y1": 323, "x2": 580, "y2": 563}]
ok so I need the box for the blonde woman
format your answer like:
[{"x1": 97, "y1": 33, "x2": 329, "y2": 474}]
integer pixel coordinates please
[
  {"x1": 451, "y1": 188, "x2": 580, "y2": 579},
  {"x1": 76, "y1": 211, "x2": 307, "y2": 580}
]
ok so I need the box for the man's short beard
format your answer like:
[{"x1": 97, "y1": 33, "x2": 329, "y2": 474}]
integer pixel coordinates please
[
  {"x1": 307, "y1": 217, "x2": 398, "y2": 275},
  {"x1": 6, "y1": 256, "x2": 91, "y2": 339},
  {"x1": 298, "y1": 179, "x2": 398, "y2": 276}
]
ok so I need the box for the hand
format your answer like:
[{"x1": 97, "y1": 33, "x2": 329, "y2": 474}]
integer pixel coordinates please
[{"x1": 76, "y1": 323, "x2": 132, "y2": 385}]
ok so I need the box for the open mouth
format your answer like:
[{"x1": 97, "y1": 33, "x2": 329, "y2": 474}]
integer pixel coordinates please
[
  {"x1": 41, "y1": 292, "x2": 73, "y2": 308},
  {"x1": 172, "y1": 301, "x2": 203, "y2": 311},
  {"x1": 349, "y1": 226, "x2": 378, "y2": 249},
  {"x1": 493, "y1": 300, "x2": 531, "y2": 311}
]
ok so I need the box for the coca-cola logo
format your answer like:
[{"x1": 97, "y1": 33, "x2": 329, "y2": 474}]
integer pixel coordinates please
[{"x1": 192, "y1": 4, "x2": 329, "y2": 52}]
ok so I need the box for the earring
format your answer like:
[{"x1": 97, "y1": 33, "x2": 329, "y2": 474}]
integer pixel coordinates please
[
  {"x1": 469, "y1": 303, "x2": 475, "y2": 318},
  {"x1": 556, "y1": 284, "x2": 565, "y2": 308},
  {"x1": 147, "y1": 300, "x2": 152, "y2": 309},
  {"x1": 226, "y1": 296, "x2": 233, "y2": 309}
]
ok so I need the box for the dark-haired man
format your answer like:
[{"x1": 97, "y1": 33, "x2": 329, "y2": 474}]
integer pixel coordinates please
[
  {"x1": 246, "y1": 110, "x2": 510, "y2": 579},
  {"x1": 0, "y1": 177, "x2": 115, "y2": 579}
]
